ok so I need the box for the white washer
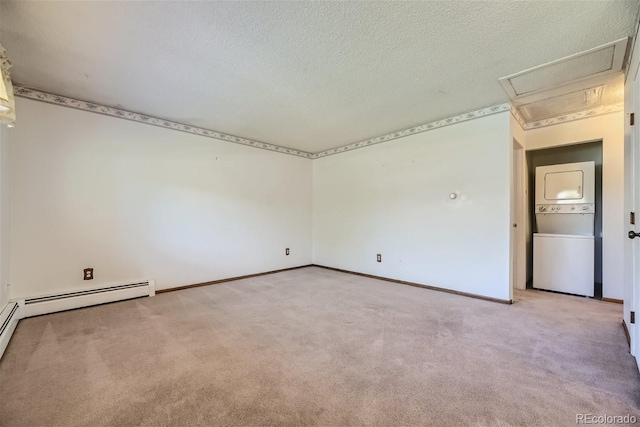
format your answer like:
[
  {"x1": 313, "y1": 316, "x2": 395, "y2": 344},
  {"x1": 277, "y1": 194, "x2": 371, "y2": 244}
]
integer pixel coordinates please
[{"x1": 533, "y1": 233, "x2": 594, "y2": 297}]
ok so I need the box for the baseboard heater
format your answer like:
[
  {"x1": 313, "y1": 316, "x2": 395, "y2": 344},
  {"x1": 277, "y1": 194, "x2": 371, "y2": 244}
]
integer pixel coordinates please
[
  {"x1": 19, "y1": 280, "x2": 155, "y2": 318},
  {"x1": 0, "y1": 302, "x2": 20, "y2": 359}
]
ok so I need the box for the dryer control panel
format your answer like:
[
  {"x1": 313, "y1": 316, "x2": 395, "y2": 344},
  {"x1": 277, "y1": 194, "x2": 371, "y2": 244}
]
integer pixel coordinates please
[{"x1": 536, "y1": 204, "x2": 594, "y2": 214}]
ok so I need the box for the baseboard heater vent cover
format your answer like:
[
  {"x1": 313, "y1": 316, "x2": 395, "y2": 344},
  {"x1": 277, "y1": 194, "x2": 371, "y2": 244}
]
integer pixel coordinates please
[
  {"x1": 20, "y1": 280, "x2": 155, "y2": 318},
  {"x1": 0, "y1": 302, "x2": 20, "y2": 359}
]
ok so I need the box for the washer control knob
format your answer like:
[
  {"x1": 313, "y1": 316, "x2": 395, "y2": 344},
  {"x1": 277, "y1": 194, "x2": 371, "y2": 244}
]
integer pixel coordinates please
[
  {"x1": 539, "y1": 206, "x2": 546, "y2": 212},
  {"x1": 582, "y1": 205, "x2": 589, "y2": 211}
]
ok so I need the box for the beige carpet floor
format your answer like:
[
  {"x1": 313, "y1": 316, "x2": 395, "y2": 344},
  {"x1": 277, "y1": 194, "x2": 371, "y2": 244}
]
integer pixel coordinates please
[{"x1": 0, "y1": 266, "x2": 638, "y2": 426}]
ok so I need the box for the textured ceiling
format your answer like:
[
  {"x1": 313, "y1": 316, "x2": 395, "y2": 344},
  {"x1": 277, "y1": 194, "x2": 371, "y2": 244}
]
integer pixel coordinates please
[{"x1": 1, "y1": 1, "x2": 639, "y2": 153}]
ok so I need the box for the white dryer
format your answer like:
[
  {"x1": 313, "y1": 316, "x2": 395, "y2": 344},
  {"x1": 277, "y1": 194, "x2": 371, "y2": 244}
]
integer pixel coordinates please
[{"x1": 533, "y1": 161, "x2": 595, "y2": 297}]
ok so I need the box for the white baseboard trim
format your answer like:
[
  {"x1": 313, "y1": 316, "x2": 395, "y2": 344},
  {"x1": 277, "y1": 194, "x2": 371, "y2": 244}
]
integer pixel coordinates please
[
  {"x1": 0, "y1": 302, "x2": 20, "y2": 359},
  {"x1": 18, "y1": 280, "x2": 155, "y2": 318}
]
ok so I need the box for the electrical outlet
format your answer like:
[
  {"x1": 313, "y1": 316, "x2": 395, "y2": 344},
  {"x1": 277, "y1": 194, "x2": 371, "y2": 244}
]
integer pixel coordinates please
[
  {"x1": 84, "y1": 268, "x2": 93, "y2": 280},
  {"x1": 377, "y1": 254, "x2": 382, "y2": 263},
  {"x1": 286, "y1": 248, "x2": 290, "y2": 256}
]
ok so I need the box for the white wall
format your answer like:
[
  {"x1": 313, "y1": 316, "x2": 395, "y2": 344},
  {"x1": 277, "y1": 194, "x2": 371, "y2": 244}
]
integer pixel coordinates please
[
  {"x1": 524, "y1": 112, "x2": 625, "y2": 300},
  {"x1": 510, "y1": 114, "x2": 526, "y2": 148},
  {"x1": 6, "y1": 96, "x2": 624, "y2": 305},
  {"x1": 9, "y1": 98, "x2": 312, "y2": 298},
  {"x1": 0, "y1": 125, "x2": 9, "y2": 307},
  {"x1": 313, "y1": 112, "x2": 513, "y2": 301}
]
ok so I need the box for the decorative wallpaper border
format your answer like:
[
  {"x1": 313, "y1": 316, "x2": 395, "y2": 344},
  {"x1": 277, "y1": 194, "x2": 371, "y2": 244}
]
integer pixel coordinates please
[
  {"x1": 311, "y1": 103, "x2": 512, "y2": 158},
  {"x1": 522, "y1": 103, "x2": 624, "y2": 129},
  {"x1": 14, "y1": 85, "x2": 625, "y2": 159},
  {"x1": 13, "y1": 85, "x2": 313, "y2": 159}
]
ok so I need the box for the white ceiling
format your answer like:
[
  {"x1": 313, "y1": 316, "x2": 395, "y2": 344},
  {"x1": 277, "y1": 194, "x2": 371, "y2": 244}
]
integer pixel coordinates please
[{"x1": 1, "y1": 1, "x2": 638, "y2": 153}]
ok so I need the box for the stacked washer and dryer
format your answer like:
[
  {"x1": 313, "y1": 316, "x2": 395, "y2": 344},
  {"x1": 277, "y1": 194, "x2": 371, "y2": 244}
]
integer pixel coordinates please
[{"x1": 533, "y1": 161, "x2": 596, "y2": 297}]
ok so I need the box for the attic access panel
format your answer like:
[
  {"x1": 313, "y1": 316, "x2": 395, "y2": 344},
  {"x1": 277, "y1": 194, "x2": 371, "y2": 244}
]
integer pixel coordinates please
[
  {"x1": 518, "y1": 85, "x2": 603, "y2": 122},
  {"x1": 499, "y1": 38, "x2": 628, "y2": 99}
]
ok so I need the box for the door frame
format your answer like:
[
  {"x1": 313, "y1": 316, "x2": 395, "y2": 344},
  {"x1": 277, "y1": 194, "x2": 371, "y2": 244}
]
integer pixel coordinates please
[
  {"x1": 510, "y1": 138, "x2": 527, "y2": 299},
  {"x1": 623, "y1": 20, "x2": 640, "y2": 369}
]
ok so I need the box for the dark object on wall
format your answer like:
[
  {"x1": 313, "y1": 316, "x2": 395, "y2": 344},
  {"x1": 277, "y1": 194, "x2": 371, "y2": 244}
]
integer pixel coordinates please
[{"x1": 84, "y1": 268, "x2": 93, "y2": 280}]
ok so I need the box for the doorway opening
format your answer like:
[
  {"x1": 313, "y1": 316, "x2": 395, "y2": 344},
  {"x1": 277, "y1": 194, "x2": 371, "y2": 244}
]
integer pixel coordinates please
[
  {"x1": 511, "y1": 139, "x2": 526, "y2": 298},
  {"x1": 525, "y1": 140, "x2": 604, "y2": 299}
]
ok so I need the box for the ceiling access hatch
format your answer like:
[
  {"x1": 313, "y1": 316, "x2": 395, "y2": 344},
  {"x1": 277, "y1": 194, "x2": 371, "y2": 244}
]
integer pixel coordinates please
[
  {"x1": 499, "y1": 38, "x2": 628, "y2": 99},
  {"x1": 518, "y1": 86, "x2": 604, "y2": 122}
]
